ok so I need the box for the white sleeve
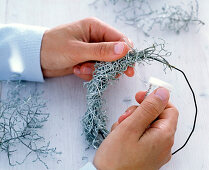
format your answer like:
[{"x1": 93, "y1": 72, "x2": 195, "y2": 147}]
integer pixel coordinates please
[{"x1": 0, "y1": 24, "x2": 47, "y2": 82}]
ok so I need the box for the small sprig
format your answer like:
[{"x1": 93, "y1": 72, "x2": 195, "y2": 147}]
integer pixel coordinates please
[
  {"x1": 117, "y1": 1, "x2": 204, "y2": 35},
  {"x1": 0, "y1": 81, "x2": 61, "y2": 169},
  {"x1": 92, "y1": 0, "x2": 204, "y2": 36}
]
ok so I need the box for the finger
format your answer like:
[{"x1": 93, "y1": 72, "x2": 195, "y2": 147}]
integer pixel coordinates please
[
  {"x1": 79, "y1": 62, "x2": 134, "y2": 78},
  {"x1": 81, "y1": 41, "x2": 130, "y2": 62},
  {"x1": 135, "y1": 91, "x2": 173, "y2": 108},
  {"x1": 73, "y1": 63, "x2": 95, "y2": 81},
  {"x1": 73, "y1": 65, "x2": 93, "y2": 81},
  {"x1": 124, "y1": 67, "x2": 135, "y2": 77},
  {"x1": 79, "y1": 63, "x2": 95, "y2": 75},
  {"x1": 165, "y1": 101, "x2": 176, "y2": 109},
  {"x1": 74, "y1": 73, "x2": 93, "y2": 81},
  {"x1": 112, "y1": 105, "x2": 138, "y2": 132},
  {"x1": 43, "y1": 67, "x2": 73, "y2": 78},
  {"x1": 150, "y1": 105, "x2": 179, "y2": 133},
  {"x1": 74, "y1": 62, "x2": 133, "y2": 80},
  {"x1": 123, "y1": 88, "x2": 170, "y2": 138},
  {"x1": 140, "y1": 106, "x2": 178, "y2": 152},
  {"x1": 83, "y1": 17, "x2": 126, "y2": 42},
  {"x1": 118, "y1": 105, "x2": 138, "y2": 123},
  {"x1": 135, "y1": 91, "x2": 147, "y2": 104},
  {"x1": 111, "y1": 122, "x2": 119, "y2": 132}
]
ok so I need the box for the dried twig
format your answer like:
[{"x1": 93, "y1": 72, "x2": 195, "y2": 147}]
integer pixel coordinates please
[{"x1": 0, "y1": 81, "x2": 61, "y2": 169}]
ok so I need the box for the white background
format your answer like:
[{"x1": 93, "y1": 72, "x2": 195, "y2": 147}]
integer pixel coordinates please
[{"x1": 0, "y1": 0, "x2": 209, "y2": 170}]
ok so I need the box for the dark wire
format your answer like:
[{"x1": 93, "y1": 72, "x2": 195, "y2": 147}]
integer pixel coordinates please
[
  {"x1": 170, "y1": 65, "x2": 198, "y2": 155},
  {"x1": 98, "y1": 59, "x2": 198, "y2": 155},
  {"x1": 149, "y1": 57, "x2": 198, "y2": 155}
]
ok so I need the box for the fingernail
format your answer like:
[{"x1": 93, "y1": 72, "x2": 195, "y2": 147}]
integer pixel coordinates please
[
  {"x1": 74, "y1": 67, "x2": 80, "y2": 74},
  {"x1": 118, "y1": 110, "x2": 130, "y2": 123},
  {"x1": 82, "y1": 67, "x2": 93, "y2": 74},
  {"x1": 114, "y1": 42, "x2": 124, "y2": 55},
  {"x1": 154, "y1": 88, "x2": 169, "y2": 102}
]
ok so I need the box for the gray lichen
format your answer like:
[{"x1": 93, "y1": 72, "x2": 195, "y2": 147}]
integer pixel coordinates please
[
  {"x1": 92, "y1": 0, "x2": 204, "y2": 36},
  {"x1": 0, "y1": 81, "x2": 60, "y2": 169},
  {"x1": 83, "y1": 42, "x2": 171, "y2": 148}
]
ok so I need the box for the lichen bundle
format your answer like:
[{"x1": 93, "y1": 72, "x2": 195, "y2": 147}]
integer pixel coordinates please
[
  {"x1": 0, "y1": 81, "x2": 60, "y2": 169},
  {"x1": 93, "y1": 0, "x2": 204, "y2": 36},
  {"x1": 115, "y1": 0, "x2": 204, "y2": 36},
  {"x1": 83, "y1": 43, "x2": 171, "y2": 148}
]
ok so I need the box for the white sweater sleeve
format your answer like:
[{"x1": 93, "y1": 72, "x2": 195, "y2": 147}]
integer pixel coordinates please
[{"x1": 0, "y1": 24, "x2": 47, "y2": 82}]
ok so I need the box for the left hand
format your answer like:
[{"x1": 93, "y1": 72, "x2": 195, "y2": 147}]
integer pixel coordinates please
[{"x1": 40, "y1": 17, "x2": 134, "y2": 81}]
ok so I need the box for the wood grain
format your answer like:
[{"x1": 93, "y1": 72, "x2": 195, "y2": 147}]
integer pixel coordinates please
[{"x1": 0, "y1": 0, "x2": 209, "y2": 170}]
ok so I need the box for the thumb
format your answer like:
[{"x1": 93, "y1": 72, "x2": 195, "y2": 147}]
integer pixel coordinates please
[
  {"x1": 82, "y1": 41, "x2": 130, "y2": 62},
  {"x1": 124, "y1": 88, "x2": 170, "y2": 138}
]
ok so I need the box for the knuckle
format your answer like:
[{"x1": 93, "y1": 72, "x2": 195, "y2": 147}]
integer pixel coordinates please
[
  {"x1": 111, "y1": 122, "x2": 118, "y2": 131},
  {"x1": 164, "y1": 127, "x2": 174, "y2": 138},
  {"x1": 167, "y1": 154, "x2": 172, "y2": 162},
  {"x1": 169, "y1": 137, "x2": 175, "y2": 147},
  {"x1": 166, "y1": 135, "x2": 174, "y2": 148},
  {"x1": 81, "y1": 17, "x2": 100, "y2": 30},
  {"x1": 167, "y1": 107, "x2": 179, "y2": 131},
  {"x1": 120, "y1": 120, "x2": 131, "y2": 130},
  {"x1": 161, "y1": 128, "x2": 175, "y2": 148},
  {"x1": 119, "y1": 120, "x2": 138, "y2": 133},
  {"x1": 84, "y1": 17, "x2": 99, "y2": 23},
  {"x1": 170, "y1": 107, "x2": 179, "y2": 117},
  {"x1": 95, "y1": 44, "x2": 107, "y2": 59},
  {"x1": 140, "y1": 100, "x2": 160, "y2": 118},
  {"x1": 173, "y1": 107, "x2": 179, "y2": 117}
]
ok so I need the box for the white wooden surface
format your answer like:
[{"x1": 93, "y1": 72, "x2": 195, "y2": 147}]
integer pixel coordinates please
[{"x1": 0, "y1": 0, "x2": 209, "y2": 169}]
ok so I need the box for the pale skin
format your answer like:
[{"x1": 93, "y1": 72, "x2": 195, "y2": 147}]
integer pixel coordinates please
[
  {"x1": 40, "y1": 17, "x2": 179, "y2": 170},
  {"x1": 94, "y1": 88, "x2": 178, "y2": 170},
  {"x1": 41, "y1": 17, "x2": 134, "y2": 80}
]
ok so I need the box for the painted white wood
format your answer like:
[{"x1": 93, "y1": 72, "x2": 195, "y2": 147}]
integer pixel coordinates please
[
  {"x1": 0, "y1": 0, "x2": 209, "y2": 170},
  {"x1": 0, "y1": 0, "x2": 7, "y2": 96},
  {"x1": 0, "y1": 0, "x2": 6, "y2": 23}
]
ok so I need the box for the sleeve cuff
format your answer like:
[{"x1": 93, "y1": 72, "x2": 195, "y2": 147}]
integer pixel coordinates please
[
  {"x1": 0, "y1": 24, "x2": 48, "y2": 82},
  {"x1": 80, "y1": 162, "x2": 97, "y2": 170}
]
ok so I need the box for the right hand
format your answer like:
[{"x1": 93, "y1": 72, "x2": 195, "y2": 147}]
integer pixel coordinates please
[{"x1": 93, "y1": 88, "x2": 179, "y2": 170}]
